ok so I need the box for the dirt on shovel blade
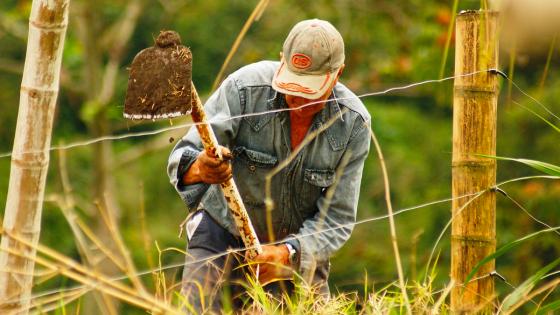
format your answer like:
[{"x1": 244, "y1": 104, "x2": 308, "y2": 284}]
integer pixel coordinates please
[{"x1": 124, "y1": 30, "x2": 192, "y2": 120}]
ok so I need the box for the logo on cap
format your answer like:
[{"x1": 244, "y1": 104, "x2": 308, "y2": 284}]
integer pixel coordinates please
[{"x1": 291, "y1": 53, "x2": 312, "y2": 69}]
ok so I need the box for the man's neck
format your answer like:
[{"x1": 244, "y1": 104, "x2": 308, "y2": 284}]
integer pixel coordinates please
[
  {"x1": 289, "y1": 111, "x2": 317, "y2": 151},
  {"x1": 283, "y1": 92, "x2": 331, "y2": 150}
]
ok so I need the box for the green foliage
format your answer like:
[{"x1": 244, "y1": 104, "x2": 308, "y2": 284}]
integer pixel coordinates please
[
  {"x1": 195, "y1": 273, "x2": 453, "y2": 315},
  {"x1": 480, "y1": 155, "x2": 560, "y2": 177},
  {"x1": 0, "y1": 0, "x2": 559, "y2": 313},
  {"x1": 500, "y1": 257, "x2": 560, "y2": 313},
  {"x1": 465, "y1": 226, "x2": 560, "y2": 285},
  {"x1": 536, "y1": 300, "x2": 560, "y2": 315}
]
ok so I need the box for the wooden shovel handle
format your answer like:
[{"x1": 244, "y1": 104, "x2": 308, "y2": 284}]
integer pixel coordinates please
[{"x1": 189, "y1": 82, "x2": 263, "y2": 259}]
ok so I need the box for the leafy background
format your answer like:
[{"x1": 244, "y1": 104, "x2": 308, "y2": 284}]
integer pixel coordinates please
[{"x1": 0, "y1": 0, "x2": 559, "y2": 313}]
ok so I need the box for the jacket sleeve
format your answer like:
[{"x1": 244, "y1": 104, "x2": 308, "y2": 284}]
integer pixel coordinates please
[
  {"x1": 167, "y1": 76, "x2": 243, "y2": 210},
  {"x1": 289, "y1": 117, "x2": 371, "y2": 279}
]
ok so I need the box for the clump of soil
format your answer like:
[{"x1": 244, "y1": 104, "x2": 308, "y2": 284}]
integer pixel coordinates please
[{"x1": 124, "y1": 30, "x2": 192, "y2": 120}]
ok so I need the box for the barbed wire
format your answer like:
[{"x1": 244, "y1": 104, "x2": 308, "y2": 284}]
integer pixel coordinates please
[
  {"x1": 1, "y1": 67, "x2": 556, "y2": 163},
  {"x1": 0, "y1": 70, "x2": 489, "y2": 160},
  {"x1": 431, "y1": 270, "x2": 539, "y2": 307},
  {"x1": 1, "y1": 67, "x2": 559, "y2": 308},
  {"x1": 503, "y1": 74, "x2": 560, "y2": 122},
  {"x1": 5, "y1": 187, "x2": 480, "y2": 305},
  {"x1": 423, "y1": 176, "x2": 560, "y2": 281},
  {"x1": 8, "y1": 175, "x2": 560, "y2": 306},
  {"x1": 2, "y1": 0, "x2": 557, "y2": 309},
  {"x1": 2, "y1": 68, "x2": 559, "y2": 305},
  {"x1": 497, "y1": 188, "x2": 560, "y2": 237},
  {"x1": 427, "y1": 182, "x2": 560, "y2": 306}
]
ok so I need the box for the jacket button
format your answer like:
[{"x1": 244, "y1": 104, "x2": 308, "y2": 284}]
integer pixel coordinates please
[{"x1": 249, "y1": 165, "x2": 256, "y2": 172}]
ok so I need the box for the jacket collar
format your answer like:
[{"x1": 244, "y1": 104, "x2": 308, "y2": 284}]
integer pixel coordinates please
[{"x1": 273, "y1": 90, "x2": 346, "y2": 151}]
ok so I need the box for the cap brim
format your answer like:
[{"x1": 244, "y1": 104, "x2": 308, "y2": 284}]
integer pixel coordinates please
[{"x1": 272, "y1": 60, "x2": 339, "y2": 100}]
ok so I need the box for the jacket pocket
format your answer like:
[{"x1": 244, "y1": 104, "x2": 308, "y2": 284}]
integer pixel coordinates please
[
  {"x1": 232, "y1": 146, "x2": 278, "y2": 207},
  {"x1": 299, "y1": 169, "x2": 336, "y2": 213},
  {"x1": 235, "y1": 146, "x2": 278, "y2": 168}
]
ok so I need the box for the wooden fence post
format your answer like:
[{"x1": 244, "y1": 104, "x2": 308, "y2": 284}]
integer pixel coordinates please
[
  {"x1": 451, "y1": 10, "x2": 499, "y2": 314},
  {"x1": 0, "y1": 0, "x2": 70, "y2": 313}
]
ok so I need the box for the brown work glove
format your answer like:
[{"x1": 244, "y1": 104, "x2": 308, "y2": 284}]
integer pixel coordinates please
[{"x1": 183, "y1": 146, "x2": 233, "y2": 184}]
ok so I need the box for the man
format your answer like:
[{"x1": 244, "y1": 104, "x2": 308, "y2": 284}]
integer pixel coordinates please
[{"x1": 168, "y1": 19, "x2": 371, "y2": 310}]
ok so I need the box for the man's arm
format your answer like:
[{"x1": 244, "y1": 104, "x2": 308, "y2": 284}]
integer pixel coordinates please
[
  {"x1": 289, "y1": 118, "x2": 371, "y2": 278},
  {"x1": 167, "y1": 76, "x2": 243, "y2": 209}
]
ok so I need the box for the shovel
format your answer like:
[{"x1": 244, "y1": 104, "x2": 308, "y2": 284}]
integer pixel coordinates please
[{"x1": 124, "y1": 30, "x2": 262, "y2": 259}]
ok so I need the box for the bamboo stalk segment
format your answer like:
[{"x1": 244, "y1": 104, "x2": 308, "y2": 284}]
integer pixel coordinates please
[
  {"x1": 451, "y1": 10, "x2": 499, "y2": 314},
  {"x1": 0, "y1": 1, "x2": 70, "y2": 313}
]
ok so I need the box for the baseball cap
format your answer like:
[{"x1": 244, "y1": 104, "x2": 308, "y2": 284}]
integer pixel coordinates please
[{"x1": 272, "y1": 19, "x2": 345, "y2": 100}]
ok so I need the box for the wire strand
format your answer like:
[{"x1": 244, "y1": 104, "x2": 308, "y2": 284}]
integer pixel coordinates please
[
  {"x1": 3, "y1": 68, "x2": 559, "y2": 306},
  {"x1": 498, "y1": 188, "x2": 560, "y2": 237},
  {"x1": 508, "y1": 77, "x2": 560, "y2": 122},
  {"x1": 11, "y1": 175, "x2": 560, "y2": 306},
  {"x1": 0, "y1": 70, "x2": 488, "y2": 160}
]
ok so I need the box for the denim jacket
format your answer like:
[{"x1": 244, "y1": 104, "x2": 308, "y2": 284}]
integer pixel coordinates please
[{"x1": 168, "y1": 61, "x2": 371, "y2": 278}]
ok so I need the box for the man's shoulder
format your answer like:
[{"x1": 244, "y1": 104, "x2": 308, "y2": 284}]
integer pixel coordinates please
[
  {"x1": 229, "y1": 61, "x2": 279, "y2": 88},
  {"x1": 334, "y1": 83, "x2": 370, "y2": 123}
]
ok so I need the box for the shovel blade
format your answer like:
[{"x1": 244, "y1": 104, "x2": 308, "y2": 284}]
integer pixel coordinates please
[{"x1": 124, "y1": 30, "x2": 192, "y2": 120}]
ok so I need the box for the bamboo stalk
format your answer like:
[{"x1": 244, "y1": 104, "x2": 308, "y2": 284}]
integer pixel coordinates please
[
  {"x1": 1, "y1": 245, "x2": 170, "y2": 315},
  {"x1": 451, "y1": 10, "x2": 499, "y2": 314},
  {"x1": 190, "y1": 83, "x2": 262, "y2": 259},
  {"x1": 0, "y1": 1, "x2": 70, "y2": 313},
  {"x1": 1, "y1": 229, "x2": 180, "y2": 314}
]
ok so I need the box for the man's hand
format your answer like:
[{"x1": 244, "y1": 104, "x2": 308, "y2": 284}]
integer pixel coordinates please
[
  {"x1": 183, "y1": 146, "x2": 233, "y2": 185},
  {"x1": 249, "y1": 244, "x2": 293, "y2": 285}
]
